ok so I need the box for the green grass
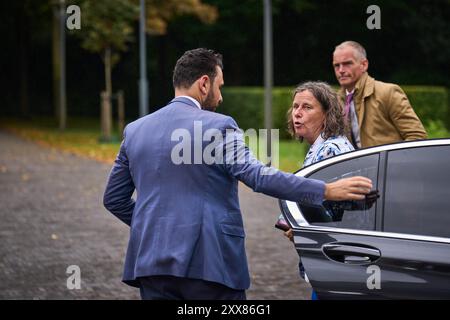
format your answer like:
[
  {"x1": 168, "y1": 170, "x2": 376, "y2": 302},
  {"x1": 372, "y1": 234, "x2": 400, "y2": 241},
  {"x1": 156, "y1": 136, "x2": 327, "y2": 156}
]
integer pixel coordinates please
[
  {"x1": 0, "y1": 117, "x2": 122, "y2": 163},
  {"x1": 1, "y1": 116, "x2": 447, "y2": 172},
  {"x1": 0, "y1": 116, "x2": 307, "y2": 171},
  {"x1": 278, "y1": 140, "x2": 308, "y2": 172},
  {"x1": 244, "y1": 137, "x2": 307, "y2": 172},
  {"x1": 425, "y1": 120, "x2": 450, "y2": 139}
]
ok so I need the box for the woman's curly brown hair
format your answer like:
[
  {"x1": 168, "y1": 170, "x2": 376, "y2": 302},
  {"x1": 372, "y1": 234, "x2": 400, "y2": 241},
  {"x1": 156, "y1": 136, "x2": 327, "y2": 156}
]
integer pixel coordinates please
[{"x1": 286, "y1": 81, "x2": 348, "y2": 141}]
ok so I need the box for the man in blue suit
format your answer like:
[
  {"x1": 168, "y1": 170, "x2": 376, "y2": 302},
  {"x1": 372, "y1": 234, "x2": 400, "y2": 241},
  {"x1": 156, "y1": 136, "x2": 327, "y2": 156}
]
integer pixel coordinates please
[{"x1": 103, "y1": 48, "x2": 372, "y2": 300}]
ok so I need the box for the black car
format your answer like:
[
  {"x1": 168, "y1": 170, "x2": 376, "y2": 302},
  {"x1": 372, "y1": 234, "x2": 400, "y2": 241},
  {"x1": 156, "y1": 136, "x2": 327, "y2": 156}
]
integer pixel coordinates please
[{"x1": 279, "y1": 139, "x2": 450, "y2": 299}]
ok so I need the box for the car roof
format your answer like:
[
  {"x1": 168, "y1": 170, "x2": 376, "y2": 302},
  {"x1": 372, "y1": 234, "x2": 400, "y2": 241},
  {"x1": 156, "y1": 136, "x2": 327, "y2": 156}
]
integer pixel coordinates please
[
  {"x1": 282, "y1": 138, "x2": 450, "y2": 244},
  {"x1": 295, "y1": 138, "x2": 450, "y2": 177}
]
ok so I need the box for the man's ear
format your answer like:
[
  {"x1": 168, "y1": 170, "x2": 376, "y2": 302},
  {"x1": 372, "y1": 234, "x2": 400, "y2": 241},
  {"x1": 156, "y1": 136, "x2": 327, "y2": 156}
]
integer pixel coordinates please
[
  {"x1": 199, "y1": 75, "x2": 210, "y2": 95},
  {"x1": 361, "y1": 59, "x2": 369, "y2": 72}
]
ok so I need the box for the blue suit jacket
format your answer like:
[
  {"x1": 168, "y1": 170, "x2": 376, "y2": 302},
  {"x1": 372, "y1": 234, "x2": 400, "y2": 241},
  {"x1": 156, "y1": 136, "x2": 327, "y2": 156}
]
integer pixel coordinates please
[{"x1": 103, "y1": 97, "x2": 325, "y2": 290}]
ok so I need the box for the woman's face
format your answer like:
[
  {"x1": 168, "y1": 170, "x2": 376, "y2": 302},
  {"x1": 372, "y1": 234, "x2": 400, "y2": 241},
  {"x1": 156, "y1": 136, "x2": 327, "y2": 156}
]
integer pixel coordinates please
[{"x1": 291, "y1": 90, "x2": 326, "y2": 144}]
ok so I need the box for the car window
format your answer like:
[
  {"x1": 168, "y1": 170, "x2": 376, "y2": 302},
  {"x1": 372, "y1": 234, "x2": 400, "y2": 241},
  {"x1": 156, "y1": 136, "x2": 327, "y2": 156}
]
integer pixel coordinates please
[
  {"x1": 298, "y1": 154, "x2": 379, "y2": 230},
  {"x1": 384, "y1": 145, "x2": 450, "y2": 238}
]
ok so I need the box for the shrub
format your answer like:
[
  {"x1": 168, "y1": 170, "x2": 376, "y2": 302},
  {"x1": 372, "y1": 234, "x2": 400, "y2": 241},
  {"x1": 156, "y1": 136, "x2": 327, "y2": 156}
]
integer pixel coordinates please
[{"x1": 220, "y1": 86, "x2": 449, "y2": 139}]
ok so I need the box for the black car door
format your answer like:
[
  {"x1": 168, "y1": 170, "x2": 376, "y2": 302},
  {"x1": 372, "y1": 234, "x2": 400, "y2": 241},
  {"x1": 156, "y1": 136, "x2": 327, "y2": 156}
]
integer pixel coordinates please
[
  {"x1": 373, "y1": 145, "x2": 450, "y2": 299},
  {"x1": 281, "y1": 142, "x2": 450, "y2": 299}
]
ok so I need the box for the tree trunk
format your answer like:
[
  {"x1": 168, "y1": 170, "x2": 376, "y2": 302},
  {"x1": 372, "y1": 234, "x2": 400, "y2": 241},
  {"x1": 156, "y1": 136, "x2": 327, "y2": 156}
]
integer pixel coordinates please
[
  {"x1": 100, "y1": 91, "x2": 112, "y2": 142},
  {"x1": 100, "y1": 47, "x2": 113, "y2": 142},
  {"x1": 104, "y1": 46, "x2": 112, "y2": 98}
]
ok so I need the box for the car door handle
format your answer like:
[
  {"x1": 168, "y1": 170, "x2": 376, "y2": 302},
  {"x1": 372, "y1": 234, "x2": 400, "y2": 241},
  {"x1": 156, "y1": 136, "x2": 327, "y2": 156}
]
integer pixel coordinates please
[{"x1": 322, "y1": 243, "x2": 381, "y2": 264}]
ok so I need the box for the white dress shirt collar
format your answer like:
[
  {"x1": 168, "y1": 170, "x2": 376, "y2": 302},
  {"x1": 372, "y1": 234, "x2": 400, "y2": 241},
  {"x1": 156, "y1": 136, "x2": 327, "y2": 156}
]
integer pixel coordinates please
[
  {"x1": 346, "y1": 89, "x2": 355, "y2": 96},
  {"x1": 177, "y1": 95, "x2": 201, "y2": 110}
]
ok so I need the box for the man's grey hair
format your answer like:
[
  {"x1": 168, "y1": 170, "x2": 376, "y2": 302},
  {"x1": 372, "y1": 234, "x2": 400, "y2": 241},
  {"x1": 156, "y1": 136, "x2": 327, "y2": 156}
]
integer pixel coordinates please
[{"x1": 335, "y1": 41, "x2": 367, "y2": 61}]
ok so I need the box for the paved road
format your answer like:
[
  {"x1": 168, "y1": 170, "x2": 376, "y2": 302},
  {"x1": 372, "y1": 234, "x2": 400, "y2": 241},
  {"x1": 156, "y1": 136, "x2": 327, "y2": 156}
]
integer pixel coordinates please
[{"x1": 0, "y1": 131, "x2": 311, "y2": 300}]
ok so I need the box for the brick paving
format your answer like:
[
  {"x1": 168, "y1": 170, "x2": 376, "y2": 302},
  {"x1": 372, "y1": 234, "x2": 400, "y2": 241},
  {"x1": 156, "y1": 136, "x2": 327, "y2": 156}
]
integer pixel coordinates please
[{"x1": 0, "y1": 131, "x2": 310, "y2": 300}]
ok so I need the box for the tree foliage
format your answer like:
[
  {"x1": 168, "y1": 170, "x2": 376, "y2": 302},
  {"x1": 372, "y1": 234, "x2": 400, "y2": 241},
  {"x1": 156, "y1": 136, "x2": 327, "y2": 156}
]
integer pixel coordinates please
[
  {"x1": 73, "y1": 0, "x2": 218, "y2": 58},
  {"x1": 72, "y1": 0, "x2": 138, "y2": 67},
  {"x1": 142, "y1": 0, "x2": 218, "y2": 35},
  {"x1": 1, "y1": 0, "x2": 448, "y2": 119}
]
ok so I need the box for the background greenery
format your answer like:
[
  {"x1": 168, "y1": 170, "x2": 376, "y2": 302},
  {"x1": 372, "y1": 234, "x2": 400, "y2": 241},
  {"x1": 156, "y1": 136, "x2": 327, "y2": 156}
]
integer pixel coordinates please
[
  {"x1": 0, "y1": 116, "x2": 309, "y2": 172},
  {"x1": 1, "y1": 0, "x2": 448, "y2": 173},
  {"x1": 2, "y1": 105, "x2": 448, "y2": 174},
  {"x1": 1, "y1": 0, "x2": 449, "y2": 119},
  {"x1": 221, "y1": 86, "x2": 449, "y2": 139}
]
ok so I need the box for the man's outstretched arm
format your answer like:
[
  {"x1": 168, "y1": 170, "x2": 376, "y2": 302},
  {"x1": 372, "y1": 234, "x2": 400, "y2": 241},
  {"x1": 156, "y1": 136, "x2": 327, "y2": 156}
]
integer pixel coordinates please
[{"x1": 220, "y1": 118, "x2": 372, "y2": 205}]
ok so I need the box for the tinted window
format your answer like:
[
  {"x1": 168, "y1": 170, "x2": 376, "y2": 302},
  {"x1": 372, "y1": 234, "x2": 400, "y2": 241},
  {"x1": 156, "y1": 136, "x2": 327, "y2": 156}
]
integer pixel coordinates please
[
  {"x1": 384, "y1": 145, "x2": 450, "y2": 238},
  {"x1": 299, "y1": 154, "x2": 379, "y2": 230}
]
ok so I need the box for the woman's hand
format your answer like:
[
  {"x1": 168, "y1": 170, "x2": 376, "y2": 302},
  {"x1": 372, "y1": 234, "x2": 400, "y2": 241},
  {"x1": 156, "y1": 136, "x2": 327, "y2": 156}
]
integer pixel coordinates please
[{"x1": 284, "y1": 228, "x2": 294, "y2": 242}]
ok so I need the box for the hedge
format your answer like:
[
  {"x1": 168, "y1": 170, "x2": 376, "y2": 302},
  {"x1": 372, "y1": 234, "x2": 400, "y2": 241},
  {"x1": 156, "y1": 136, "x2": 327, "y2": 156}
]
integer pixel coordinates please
[{"x1": 220, "y1": 86, "x2": 449, "y2": 139}]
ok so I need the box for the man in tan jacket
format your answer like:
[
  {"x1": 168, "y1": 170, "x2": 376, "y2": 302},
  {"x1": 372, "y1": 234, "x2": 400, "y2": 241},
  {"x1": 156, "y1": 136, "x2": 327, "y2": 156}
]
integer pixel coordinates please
[{"x1": 332, "y1": 41, "x2": 427, "y2": 148}]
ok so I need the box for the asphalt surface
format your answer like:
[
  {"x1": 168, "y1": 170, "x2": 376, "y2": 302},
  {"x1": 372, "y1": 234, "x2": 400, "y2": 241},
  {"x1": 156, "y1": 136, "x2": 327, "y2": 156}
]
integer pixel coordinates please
[{"x1": 0, "y1": 130, "x2": 311, "y2": 300}]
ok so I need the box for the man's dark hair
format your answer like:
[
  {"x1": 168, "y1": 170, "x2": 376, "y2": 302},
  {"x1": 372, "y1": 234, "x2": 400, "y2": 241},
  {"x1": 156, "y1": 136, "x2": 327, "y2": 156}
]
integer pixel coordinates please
[{"x1": 173, "y1": 48, "x2": 223, "y2": 89}]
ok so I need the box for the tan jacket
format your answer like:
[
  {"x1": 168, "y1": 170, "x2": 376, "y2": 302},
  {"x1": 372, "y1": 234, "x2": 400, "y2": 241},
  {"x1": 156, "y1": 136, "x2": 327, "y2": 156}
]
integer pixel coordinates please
[{"x1": 339, "y1": 73, "x2": 427, "y2": 148}]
